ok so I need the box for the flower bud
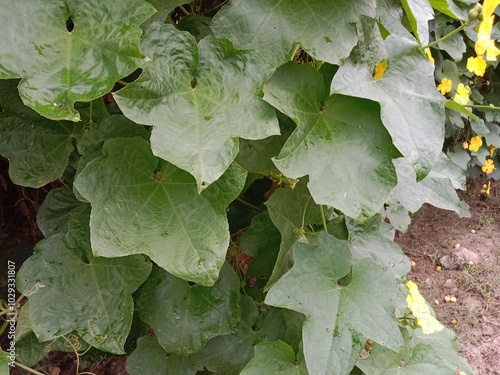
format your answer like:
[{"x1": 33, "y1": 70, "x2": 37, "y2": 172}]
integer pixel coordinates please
[{"x1": 468, "y1": 3, "x2": 482, "y2": 21}]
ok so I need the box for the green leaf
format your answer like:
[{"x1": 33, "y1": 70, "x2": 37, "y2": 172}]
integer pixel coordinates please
[
  {"x1": 236, "y1": 112, "x2": 295, "y2": 174},
  {"x1": 16, "y1": 216, "x2": 152, "y2": 354},
  {"x1": 264, "y1": 62, "x2": 400, "y2": 219},
  {"x1": 0, "y1": 0, "x2": 156, "y2": 121},
  {"x1": 178, "y1": 15, "x2": 213, "y2": 42},
  {"x1": 126, "y1": 336, "x2": 200, "y2": 375},
  {"x1": 265, "y1": 180, "x2": 322, "y2": 290},
  {"x1": 241, "y1": 341, "x2": 309, "y2": 375},
  {"x1": 145, "y1": 0, "x2": 187, "y2": 23},
  {"x1": 377, "y1": 0, "x2": 414, "y2": 39},
  {"x1": 390, "y1": 154, "x2": 469, "y2": 217},
  {"x1": 114, "y1": 23, "x2": 278, "y2": 191},
  {"x1": 435, "y1": 23, "x2": 466, "y2": 61},
  {"x1": 0, "y1": 81, "x2": 83, "y2": 188},
  {"x1": 400, "y1": 0, "x2": 434, "y2": 45},
  {"x1": 36, "y1": 186, "x2": 91, "y2": 237},
  {"x1": 357, "y1": 327, "x2": 473, "y2": 375},
  {"x1": 14, "y1": 331, "x2": 46, "y2": 368},
  {"x1": 266, "y1": 232, "x2": 405, "y2": 375},
  {"x1": 239, "y1": 212, "x2": 281, "y2": 279},
  {"x1": 212, "y1": 0, "x2": 376, "y2": 67},
  {"x1": 137, "y1": 263, "x2": 240, "y2": 355},
  {"x1": 192, "y1": 296, "x2": 259, "y2": 375},
  {"x1": 410, "y1": 327, "x2": 473, "y2": 374},
  {"x1": 479, "y1": 92, "x2": 500, "y2": 122},
  {"x1": 0, "y1": 115, "x2": 81, "y2": 188},
  {"x1": 347, "y1": 215, "x2": 411, "y2": 279},
  {"x1": 484, "y1": 121, "x2": 500, "y2": 148},
  {"x1": 0, "y1": 349, "x2": 9, "y2": 375},
  {"x1": 282, "y1": 310, "x2": 307, "y2": 353},
  {"x1": 74, "y1": 115, "x2": 150, "y2": 189},
  {"x1": 74, "y1": 137, "x2": 245, "y2": 286},
  {"x1": 333, "y1": 25, "x2": 446, "y2": 180},
  {"x1": 428, "y1": 0, "x2": 467, "y2": 19},
  {"x1": 77, "y1": 115, "x2": 149, "y2": 156},
  {"x1": 445, "y1": 100, "x2": 479, "y2": 121},
  {"x1": 384, "y1": 202, "x2": 412, "y2": 232}
]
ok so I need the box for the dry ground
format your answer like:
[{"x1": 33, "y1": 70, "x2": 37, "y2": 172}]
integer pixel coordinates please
[{"x1": 396, "y1": 178, "x2": 500, "y2": 375}]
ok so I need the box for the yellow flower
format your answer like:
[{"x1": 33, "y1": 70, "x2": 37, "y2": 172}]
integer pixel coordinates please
[
  {"x1": 483, "y1": 0, "x2": 500, "y2": 19},
  {"x1": 467, "y1": 55, "x2": 487, "y2": 76},
  {"x1": 373, "y1": 60, "x2": 386, "y2": 80},
  {"x1": 490, "y1": 146, "x2": 497, "y2": 157},
  {"x1": 482, "y1": 159, "x2": 495, "y2": 174},
  {"x1": 437, "y1": 78, "x2": 452, "y2": 94},
  {"x1": 425, "y1": 48, "x2": 434, "y2": 63},
  {"x1": 406, "y1": 280, "x2": 444, "y2": 334},
  {"x1": 453, "y1": 83, "x2": 470, "y2": 105},
  {"x1": 475, "y1": 16, "x2": 500, "y2": 61},
  {"x1": 481, "y1": 181, "x2": 491, "y2": 195},
  {"x1": 469, "y1": 136, "x2": 483, "y2": 152}
]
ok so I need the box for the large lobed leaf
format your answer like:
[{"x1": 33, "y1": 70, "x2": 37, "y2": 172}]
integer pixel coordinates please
[
  {"x1": 0, "y1": 0, "x2": 155, "y2": 121},
  {"x1": 16, "y1": 216, "x2": 151, "y2": 354},
  {"x1": 74, "y1": 137, "x2": 246, "y2": 286},
  {"x1": 357, "y1": 327, "x2": 473, "y2": 375},
  {"x1": 240, "y1": 341, "x2": 308, "y2": 375},
  {"x1": 136, "y1": 263, "x2": 241, "y2": 355},
  {"x1": 126, "y1": 336, "x2": 200, "y2": 375},
  {"x1": 0, "y1": 80, "x2": 83, "y2": 188},
  {"x1": 212, "y1": 0, "x2": 376, "y2": 67},
  {"x1": 114, "y1": 22, "x2": 278, "y2": 191},
  {"x1": 332, "y1": 19, "x2": 446, "y2": 180},
  {"x1": 266, "y1": 232, "x2": 405, "y2": 375},
  {"x1": 347, "y1": 215, "x2": 411, "y2": 279},
  {"x1": 389, "y1": 154, "x2": 470, "y2": 217},
  {"x1": 265, "y1": 180, "x2": 322, "y2": 290},
  {"x1": 264, "y1": 62, "x2": 400, "y2": 219}
]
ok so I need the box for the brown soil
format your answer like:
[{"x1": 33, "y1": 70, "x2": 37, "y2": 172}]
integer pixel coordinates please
[{"x1": 396, "y1": 178, "x2": 500, "y2": 375}]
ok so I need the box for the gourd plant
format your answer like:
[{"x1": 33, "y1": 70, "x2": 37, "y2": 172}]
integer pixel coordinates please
[{"x1": 0, "y1": 0, "x2": 498, "y2": 374}]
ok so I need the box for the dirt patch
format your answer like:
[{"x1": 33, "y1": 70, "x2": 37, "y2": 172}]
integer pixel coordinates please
[{"x1": 396, "y1": 178, "x2": 500, "y2": 375}]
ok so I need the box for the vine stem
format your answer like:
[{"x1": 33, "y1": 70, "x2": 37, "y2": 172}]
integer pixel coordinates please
[
  {"x1": 301, "y1": 196, "x2": 312, "y2": 231},
  {"x1": 420, "y1": 21, "x2": 470, "y2": 50},
  {"x1": 236, "y1": 197, "x2": 260, "y2": 211},
  {"x1": 464, "y1": 104, "x2": 500, "y2": 110},
  {"x1": 290, "y1": 44, "x2": 301, "y2": 61},
  {"x1": 178, "y1": 5, "x2": 190, "y2": 16},
  {"x1": 202, "y1": 0, "x2": 229, "y2": 14},
  {"x1": 117, "y1": 79, "x2": 128, "y2": 86},
  {"x1": 319, "y1": 205, "x2": 328, "y2": 233},
  {"x1": 14, "y1": 362, "x2": 45, "y2": 375}
]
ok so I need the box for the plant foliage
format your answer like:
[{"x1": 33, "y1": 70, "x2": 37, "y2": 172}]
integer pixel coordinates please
[{"x1": 2, "y1": 0, "x2": 499, "y2": 374}]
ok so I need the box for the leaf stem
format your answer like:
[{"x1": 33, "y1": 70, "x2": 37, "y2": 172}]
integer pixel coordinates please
[
  {"x1": 13, "y1": 362, "x2": 45, "y2": 375},
  {"x1": 464, "y1": 104, "x2": 500, "y2": 110},
  {"x1": 236, "y1": 197, "x2": 260, "y2": 211},
  {"x1": 290, "y1": 44, "x2": 301, "y2": 61},
  {"x1": 178, "y1": 5, "x2": 190, "y2": 16},
  {"x1": 202, "y1": 0, "x2": 229, "y2": 14},
  {"x1": 319, "y1": 205, "x2": 328, "y2": 233},
  {"x1": 117, "y1": 79, "x2": 128, "y2": 87},
  {"x1": 301, "y1": 196, "x2": 312, "y2": 231},
  {"x1": 420, "y1": 21, "x2": 470, "y2": 50}
]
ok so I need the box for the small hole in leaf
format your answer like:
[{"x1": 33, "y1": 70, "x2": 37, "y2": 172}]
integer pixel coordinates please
[
  {"x1": 191, "y1": 77, "x2": 197, "y2": 89},
  {"x1": 337, "y1": 272, "x2": 352, "y2": 287},
  {"x1": 188, "y1": 281, "x2": 196, "y2": 287},
  {"x1": 66, "y1": 16, "x2": 74, "y2": 32}
]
